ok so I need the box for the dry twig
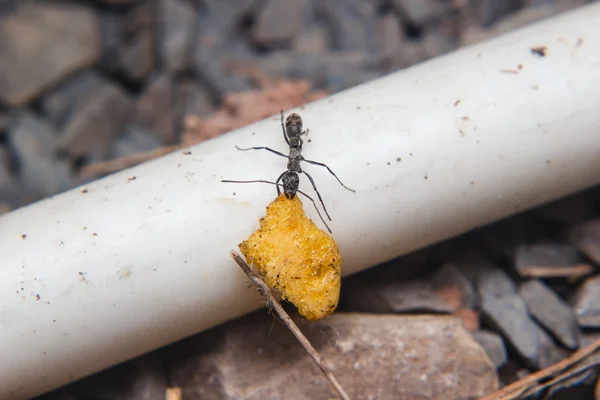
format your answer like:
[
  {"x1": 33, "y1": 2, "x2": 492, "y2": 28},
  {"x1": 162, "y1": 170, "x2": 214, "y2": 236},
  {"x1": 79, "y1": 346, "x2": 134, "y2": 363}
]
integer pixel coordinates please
[
  {"x1": 481, "y1": 337, "x2": 600, "y2": 400},
  {"x1": 230, "y1": 250, "x2": 351, "y2": 400}
]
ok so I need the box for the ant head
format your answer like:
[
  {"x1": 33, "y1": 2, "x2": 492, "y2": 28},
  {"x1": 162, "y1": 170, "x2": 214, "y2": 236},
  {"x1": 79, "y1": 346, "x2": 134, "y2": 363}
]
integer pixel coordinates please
[
  {"x1": 281, "y1": 171, "x2": 299, "y2": 199},
  {"x1": 285, "y1": 113, "x2": 303, "y2": 138}
]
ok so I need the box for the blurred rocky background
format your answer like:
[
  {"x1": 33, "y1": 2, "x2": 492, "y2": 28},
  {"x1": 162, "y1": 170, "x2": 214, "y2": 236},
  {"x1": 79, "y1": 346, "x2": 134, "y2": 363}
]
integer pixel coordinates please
[{"x1": 2, "y1": 0, "x2": 600, "y2": 399}]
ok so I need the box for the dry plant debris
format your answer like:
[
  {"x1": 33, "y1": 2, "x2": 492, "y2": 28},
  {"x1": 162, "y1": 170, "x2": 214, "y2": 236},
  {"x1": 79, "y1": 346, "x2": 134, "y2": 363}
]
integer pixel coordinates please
[
  {"x1": 79, "y1": 78, "x2": 326, "y2": 178},
  {"x1": 239, "y1": 193, "x2": 341, "y2": 321}
]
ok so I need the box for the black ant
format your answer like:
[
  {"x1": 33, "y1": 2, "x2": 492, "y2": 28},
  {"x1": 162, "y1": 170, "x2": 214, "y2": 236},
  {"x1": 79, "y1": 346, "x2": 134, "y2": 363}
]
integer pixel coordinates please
[{"x1": 222, "y1": 112, "x2": 355, "y2": 233}]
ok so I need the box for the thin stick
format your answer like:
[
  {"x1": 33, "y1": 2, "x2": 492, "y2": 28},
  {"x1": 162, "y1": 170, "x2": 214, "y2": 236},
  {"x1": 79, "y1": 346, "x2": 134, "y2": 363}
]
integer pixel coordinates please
[
  {"x1": 230, "y1": 250, "x2": 351, "y2": 400},
  {"x1": 481, "y1": 337, "x2": 600, "y2": 400}
]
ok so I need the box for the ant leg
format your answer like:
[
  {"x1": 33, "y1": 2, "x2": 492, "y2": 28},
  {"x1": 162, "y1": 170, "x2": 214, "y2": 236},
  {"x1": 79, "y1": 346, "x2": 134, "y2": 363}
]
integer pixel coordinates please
[
  {"x1": 280, "y1": 111, "x2": 290, "y2": 146},
  {"x1": 220, "y1": 178, "x2": 332, "y2": 233},
  {"x1": 275, "y1": 171, "x2": 286, "y2": 197},
  {"x1": 302, "y1": 158, "x2": 356, "y2": 193},
  {"x1": 235, "y1": 146, "x2": 287, "y2": 159},
  {"x1": 302, "y1": 171, "x2": 331, "y2": 221},
  {"x1": 296, "y1": 188, "x2": 332, "y2": 234}
]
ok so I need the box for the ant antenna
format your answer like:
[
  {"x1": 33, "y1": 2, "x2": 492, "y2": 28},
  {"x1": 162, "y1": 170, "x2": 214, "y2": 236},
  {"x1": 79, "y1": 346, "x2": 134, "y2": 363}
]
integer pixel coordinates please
[{"x1": 221, "y1": 178, "x2": 332, "y2": 234}]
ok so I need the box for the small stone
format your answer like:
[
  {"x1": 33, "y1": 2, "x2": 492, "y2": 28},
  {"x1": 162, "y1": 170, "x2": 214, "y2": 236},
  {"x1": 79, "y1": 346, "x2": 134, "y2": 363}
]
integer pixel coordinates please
[
  {"x1": 100, "y1": 3, "x2": 155, "y2": 82},
  {"x1": 472, "y1": 330, "x2": 507, "y2": 368},
  {"x1": 115, "y1": 354, "x2": 167, "y2": 400},
  {"x1": 57, "y1": 80, "x2": 135, "y2": 158},
  {"x1": 536, "y1": 323, "x2": 570, "y2": 369},
  {"x1": 0, "y1": 109, "x2": 14, "y2": 133},
  {"x1": 392, "y1": 0, "x2": 448, "y2": 25},
  {"x1": 375, "y1": 13, "x2": 403, "y2": 61},
  {"x1": 477, "y1": 268, "x2": 541, "y2": 366},
  {"x1": 568, "y1": 219, "x2": 600, "y2": 264},
  {"x1": 0, "y1": 145, "x2": 12, "y2": 186},
  {"x1": 160, "y1": 0, "x2": 196, "y2": 74},
  {"x1": 480, "y1": 0, "x2": 522, "y2": 27},
  {"x1": 573, "y1": 275, "x2": 600, "y2": 328},
  {"x1": 42, "y1": 71, "x2": 106, "y2": 128},
  {"x1": 514, "y1": 243, "x2": 591, "y2": 279},
  {"x1": 174, "y1": 80, "x2": 215, "y2": 120},
  {"x1": 431, "y1": 263, "x2": 479, "y2": 308},
  {"x1": 251, "y1": 0, "x2": 305, "y2": 45},
  {"x1": 422, "y1": 29, "x2": 457, "y2": 59},
  {"x1": 378, "y1": 281, "x2": 455, "y2": 314},
  {"x1": 134, "y1": 75, "x2": 176, "y2": 144},
  {"x1": 111, "y1": 128, "x2": 162, "y2": 159},
  {"x1": 0, "y1": 1, "x2": 101, "y2": 106},
  {"x1": 519, "y1": 279, "x2": 580, "y2": 349},
  {"x1": 168, "y1": 313, "x2": 499, "y2": 399},
  {"x1": 317, "y1": 0, "x2": 378, "y2": 53},
  {"x1": 7, "y1": 113, "x2": 73, "y2": 197},
  {"x1": 292, "y1": 26, "x2": 329, "y2": 54}
]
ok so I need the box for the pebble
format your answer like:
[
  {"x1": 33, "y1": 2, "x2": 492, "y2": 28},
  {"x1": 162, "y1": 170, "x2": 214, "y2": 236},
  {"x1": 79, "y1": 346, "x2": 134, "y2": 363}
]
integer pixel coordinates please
[
  {"x1": 57, "y1": 78, "x2": 135, "y2": 158},
  {"x1": 167, "y1": 313, "x2": 499, "y2": 399},
  {"x1": 573, "y1": 275, "x2": 600, "y2": 328},
  {"x1": 514, "y1": 243, "x2": 591, "y2": 279},
  {"x1": 7, "y1": 112, "x2": 73, "y2": 197},
  {"x1": 519, "y1": 279, "x2": 581, "y2": 349},
  {"x1": 133, "y1": 74, "x2": 176, "y2": 144},
  {"x1": 472, "y1": 330, "x2": 507, "y2": 368},
  {"x1": 0, "y1": 1, "x2": 101, "y2": 106},
  {"x1": 0, "y1": 145, "x2": 12, "y2": 186},
  {"x1": 477, "y1": 268, "x2": 541, "y2": 366},
  {"x1": 568, "y1": 219, "x2": 600, "y2": 265},
  {"x1": 431, "y1": 263, "x2": 479, "y2": 308},
  {"x1": 100, "y1": 2, "x2": 155, "y2": 82},
  {"x1": 392, "y1": 0, "x2": 448, "y2": 25},
  {"x1": 160, "y1": 0, "x2": 195, "y2": 74},
  {"x1": 251, "y1": 0, "x2": 306, "y2": 46},
  {"x1": 378, "y1": 281, "x2": 456, "y2": 314},
  {"x1": 317, "y1": 0, "x2": 378, "y2": 53}
]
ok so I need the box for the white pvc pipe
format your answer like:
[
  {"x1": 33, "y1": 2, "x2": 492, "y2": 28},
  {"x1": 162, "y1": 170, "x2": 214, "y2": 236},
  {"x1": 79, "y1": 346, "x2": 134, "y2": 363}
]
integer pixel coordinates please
[{"x1": 2, "y1": 4, "x2": 600, "y2": 398}]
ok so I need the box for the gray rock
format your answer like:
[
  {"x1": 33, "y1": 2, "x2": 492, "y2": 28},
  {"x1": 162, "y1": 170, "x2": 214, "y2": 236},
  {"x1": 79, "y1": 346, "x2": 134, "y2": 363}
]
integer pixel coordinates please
[
  {"x1": 133, "y1": 74, "x2": 176, "y2": 144},
  {"x1": 378, "y1": 280, "x2": 455, "y2": 314},
  {"x1": 480, "y1": 0, "x2": 522, "y2": 27},
  {"x1": 57, "y1": 80, "x2": 135, "y2": 158},
  {"x1": 115, "y1": 354, "x2": 167, "y2": 400},
  {"x1": 0, "y1": 145, "x2": 12, "y2": 186},
  {"x1": 0, "y1": 109, "x2": 13, "y2": 133},
  {"x1": 42, "y1": 71, "x2": 106, "y2": 128},
  {"x1": 251, "y1": 0, "x2": 306, "y2": 45},
  {"x1": 431, "y1": 263, "x2": 479, "y2": 308},
  {"x1": 573, "y1": 275, "x2": 600, "y2": 328},
  {"x1": 392, "y1": 0, "x2": 448, "y2": 25},
  {"x1": 0, "y1": 1, "x2": 101, "y2": 106},
  {"x1": 174, "y1": 80, "x2": 215, "y2": 120},
  {"x1": 519, "y1": 279, "x2": 581, "y2": 349},
  {"x1": 194, "y1": 1, "x2": 257, "y2": 98},
  {"x1": 535, "y1": 322, "x2": 569, "y2": 369},
  {"x1": 100, "y1": 3, "x2": 155, "y2": 82},
  {"x1": 292, "y1": 25, "x2": 330, "y2": 54},
  {"x1": 472, "y1": 330, "x2": 507, "y2": 368},
  {"x1": 375, "y1": 13, "x2": 404, "y2": 61},
  {"x1": 422, "y1": 29, "x2": 457, "y2": 59},
  {"x1": 160, "y1": 0, "x2": 196, "y2": 74},
  {"x1": 514, "y1": 243, "x2": 591, "y2": 279},
  {"x1": 168, "y1": 313, "x2": 499, "y2": 399},
  {"x1": 568, "y1": 219, "x2": 600, "y2": 264},
  {"x1": 256, "y1": 51, "x2": 373, "y2": 92},
  {"x1": 7, "y1": 113, "x2": 73, "y2": 197},
  {"x1": 111, "y1": 128, "x2": 162, "y2": 159},
  {"x1": 477, "y1": 268, "x2": 541, "y2": 366},
  {"x1": 317, "y1": 0, "x2": 378, "y2": 54}
]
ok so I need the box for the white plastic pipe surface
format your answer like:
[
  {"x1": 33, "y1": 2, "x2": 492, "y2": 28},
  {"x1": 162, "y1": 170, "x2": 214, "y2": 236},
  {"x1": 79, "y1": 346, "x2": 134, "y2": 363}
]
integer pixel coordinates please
[{"x1": 2, "y1": 4, "x2": 600, "y2": 398}]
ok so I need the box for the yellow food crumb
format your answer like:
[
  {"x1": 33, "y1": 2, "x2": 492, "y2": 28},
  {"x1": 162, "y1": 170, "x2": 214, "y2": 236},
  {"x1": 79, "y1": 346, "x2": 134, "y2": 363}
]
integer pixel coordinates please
[{"x1": 239, "y1": 193, "x2": 342, "y2": 320}]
